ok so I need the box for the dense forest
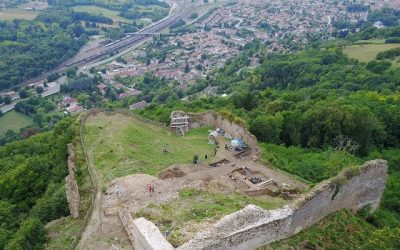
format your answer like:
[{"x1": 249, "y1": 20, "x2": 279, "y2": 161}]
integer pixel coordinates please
[
  {"x1": 0, "y1": 118, "x2": 75, "y2": 249},
  {"x1": 0, "y1": 8, "x2": 87, "y2": 91}
]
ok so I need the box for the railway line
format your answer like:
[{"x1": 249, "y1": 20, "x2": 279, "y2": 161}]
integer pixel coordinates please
[{"x1": 23, "y1": 0, "x2": 188, "y2": 86}]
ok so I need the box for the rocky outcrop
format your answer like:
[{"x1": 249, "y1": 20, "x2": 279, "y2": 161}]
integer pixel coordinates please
[
  {"x1": 65, "y1": 143, "x2": 80, "y2": 219},
  {"x1": 178, "y1": 160, "x2": 388, "y2": 250}
]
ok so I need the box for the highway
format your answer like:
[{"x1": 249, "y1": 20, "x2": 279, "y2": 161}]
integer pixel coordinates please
[{"x1": 23, "y1": 0, "x2": 188, "y2": 86}]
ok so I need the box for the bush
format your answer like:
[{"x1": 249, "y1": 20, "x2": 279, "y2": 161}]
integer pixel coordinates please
[
  {"x1": 4, "y1": 95, "x2": 12, "y2": 104},
  {"x1": 190, "y1": 13, "x2": 198, "y2": 19},
  {"x1": 193, "y1": 155, "x2": 199, "y2": 164},
  {"x1": 5, "y1": 218, "x2": 45, "y2": 250}
]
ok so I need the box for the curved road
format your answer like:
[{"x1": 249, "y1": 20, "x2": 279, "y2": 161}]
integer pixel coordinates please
[{"x1": 23, "y1": 0, "x2": 190, "y2": 86}]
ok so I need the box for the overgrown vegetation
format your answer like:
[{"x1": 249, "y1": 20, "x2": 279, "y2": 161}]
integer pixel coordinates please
[
  {"x1": 269, "y1": 210, "x2": 400, "y2": 250},
  {"x1": 0, "y1": 118, "x2": 75, "y2": 249},
  {"x1": 261, "y1": 143, "x2": 362, "y2": 183},
  {"x1": 134, "y1": 188, "x2": 285, "y2": 247}
]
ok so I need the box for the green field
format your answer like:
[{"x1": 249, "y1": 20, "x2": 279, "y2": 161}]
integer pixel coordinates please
[
  {"x1": 84, "y1": 112, "x2": 214, "y2": 183},
  {"x1": 343, "y1": 42, "x2": 400, "y2": 68},
  {"x1": 71, "y1": 5, "x2": 132, "y2": 24},
  {"x1": 0, "y1": 9, "x2": 38, "y2": 20},
  {"x1": 354, "y1": 39, "x2": 386, "y2": 45},
  {"x1": 0, "y1": 110, "x2": 33, "y2": 136}
]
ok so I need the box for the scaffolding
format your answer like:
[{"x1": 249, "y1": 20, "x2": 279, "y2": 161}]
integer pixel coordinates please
[{"x1": 170, "y1": 111, "x2": 189, "y2": 136}]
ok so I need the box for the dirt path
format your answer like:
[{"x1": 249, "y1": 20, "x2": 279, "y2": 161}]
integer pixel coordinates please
[
  {"x1": 76, "y1": 150, "x2": 104, "y2": 250},
  {"x1": 77, "y1": 116, "x2": 134, "y2": 250}
]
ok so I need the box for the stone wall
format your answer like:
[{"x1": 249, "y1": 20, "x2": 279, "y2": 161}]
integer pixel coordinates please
[
  {"x1": 132, "y1": 218, "x2": 175, "y2": 250},
  {"x1": 118, "y1": 211, "x2": 136, "y2": 246},
  {"x1": 119, "y1": 211, "x2": 175, "y2": 250},
  {"x1": 188, "y1": 111, "x2": 260, "y2": 158},
  {"x1": 65, "y1": 143, "x2": 80, "y2": 219},
  {"x1": 177, "y1": 159, "x2": 388, "y2": 250}
]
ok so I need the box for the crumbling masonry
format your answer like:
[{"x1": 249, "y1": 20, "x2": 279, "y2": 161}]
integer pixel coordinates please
[
  {"x1": 120, "y1": 160, "x2": 387, "y2": 249},
  {"x1": 65, "y1": 143, "x2": 80, "y2": 219}
]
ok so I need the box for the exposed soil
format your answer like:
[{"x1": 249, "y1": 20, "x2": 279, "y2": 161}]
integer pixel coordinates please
[{"x1": 76, "y1": 112, "x2": 309, "y2": 249}]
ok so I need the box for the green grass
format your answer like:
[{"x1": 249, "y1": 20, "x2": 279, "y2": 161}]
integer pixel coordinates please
[
  {"x1": 0, "y1": 110, "x2": 33, "y2": 136},
  {"x1": 261, "y1": 143, "x2": 363, "y2": 183},
  {"x1": 343, "y1": 43, "x2": 400, "y2": 68},
  {"x1": 45, "y1": 217, "x2": 84, "y2": 250},
  {"x1": 354, "y1": 39, "x2": 386, "y2": 45},
  {"x1": 71, "y1": 5, "x2": 131, "y2": 23},
  {"x1": 134, "y1": 188, "x2": 286, "y2": 247},
  {"x1": 84, "y1": 113, "x2": 214, "y2": 183},
  {"x1": 0, "y1": 9, "x2": 38, "y2": 20},
  {"x1": 268, "y1": 210, "x2": 375, "y2": 250}
]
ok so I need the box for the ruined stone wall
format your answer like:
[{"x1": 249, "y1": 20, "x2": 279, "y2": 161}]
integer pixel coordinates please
[
  {"x1": 119, "y1": 211, "x2": 174, "y2": 250},
  {"x1": 188, "y1": 111, "x2": 260, "y2": 158},
  {"x1": 178, "y1": 160, "x2": 388, "y2": 250},
  {"x1": 65, "y1": 143, "x2": 80, "y2": 219},
  {"x1": 118, "y1": 211, "x2": 136, "y2": 246},
  {"x1": 132, "y1": 218, "x2": 175, "y2": 250}
]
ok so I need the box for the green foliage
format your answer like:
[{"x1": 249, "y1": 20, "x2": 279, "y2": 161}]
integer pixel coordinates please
[
  {"x1": 376, "y1": 47, "x2": 400, "y2": 60},
  {"x1": 0, "y1": 8, "x2": 87, "y2": 90},
  {"x1": 261, "y1": 143, "x2": 362, "y2": 183},
  {"x1": 270, "y1": 210, "x2": 375, "y2": 249},
  {"x1": 250, "y1": 114, "x2": 282, "y2": 143},
  {"x1": 0, "y1": 117, "x2": 75, "y2": 248},
  {"x1": 190, "y1": 12, "x2": 198, "y2": 19},
  {"x1": 366, "y1": 60, "x2": 392, "y2": 73},
  {"x1": 14, "y1": 96, "x2": 56, "y2": 115},
  {"x1": 4, "y1": 218, "x2": 45, "y2": 250}
]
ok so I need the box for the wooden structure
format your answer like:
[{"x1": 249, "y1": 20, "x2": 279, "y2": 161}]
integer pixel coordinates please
[{"x1": 170, "y1": 111, "x2": 190, "y2": 136}]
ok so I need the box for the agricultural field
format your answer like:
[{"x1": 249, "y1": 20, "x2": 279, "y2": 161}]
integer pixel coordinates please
[
  {"x1": 72, "y1": 3, "x2": 168, "y2": 26},
  {"x1": 0, "y1": 9, "x2": 38, "y2": 20},
  {"x1": 84, "y1": 112, "x2": 214, "y2": 183},
  {"x1": 0, "y1": 0, "x2": 47, "y2": 20},
  {"x1": 0, "y1": 110, "x2": 33, "y2": 135},
  {"x1": 71, "y1": 5, "x2": 132, "y2": 24},
  {"x1": 343, "y1": 42, "x2": 400, "y2": 68}
]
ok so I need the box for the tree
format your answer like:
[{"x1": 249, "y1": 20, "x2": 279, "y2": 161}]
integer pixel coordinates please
[
  {"x1": 250, "y1": 115, "x2": 283, "y2": 143},
  {"x1": 190, "y1": 13, "x2": 198, "y2": 19},
  {"x1": 66, "y1": 66, "x2": 77, "y2": 78},
  {"x1": 4, "y1": 95, "x2": 12, "y2": 104},
  {"x1": 184, "y1": 63, "x2": 190, "y2": 73},
  {"x1": 33, "y1": 113, "x2": 44, "y2": 127},
  {"x1": 0, "y1": 110, "x2": 3, "y2": 117},
  {"x1": 5, "y1": 218, "x2": 46, "y2": 250},
  {"x1": 36, "y1": 86, "x2": 44, "y2": 94},
  {"x1": 18, "y1": 90, "x2": 28, "y2": 99}
]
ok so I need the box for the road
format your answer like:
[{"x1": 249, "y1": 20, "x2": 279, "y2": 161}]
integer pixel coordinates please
[
  {"x1": 0, "y1": 78, "x2": 63, "y2": 114},
  {"x1": 22, "y1": 0, "x2": 189, "y2": 87},
  {"x1": 1, "y1": 0, "x2": 191, "y2": 114}
]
